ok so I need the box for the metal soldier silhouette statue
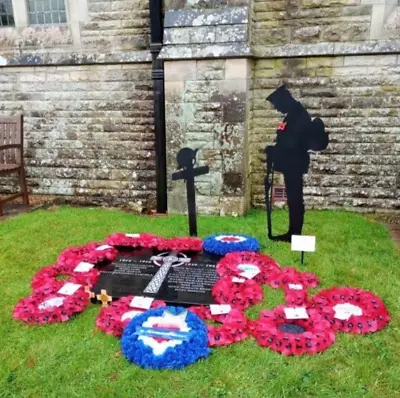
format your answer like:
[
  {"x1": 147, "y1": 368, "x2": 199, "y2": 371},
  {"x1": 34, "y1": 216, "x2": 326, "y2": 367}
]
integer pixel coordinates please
[
  {"x1": 172, "y1": 148, "x2": 209, "y2": 237},
  {"x1": 264, "y1": 85, "x2": 329, "y2": 243}
]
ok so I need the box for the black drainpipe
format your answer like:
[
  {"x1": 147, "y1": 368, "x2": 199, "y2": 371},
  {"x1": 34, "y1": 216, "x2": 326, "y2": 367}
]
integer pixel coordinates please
[{"x1": 149, "y1": 0, "x2": 167, "y2": 213}]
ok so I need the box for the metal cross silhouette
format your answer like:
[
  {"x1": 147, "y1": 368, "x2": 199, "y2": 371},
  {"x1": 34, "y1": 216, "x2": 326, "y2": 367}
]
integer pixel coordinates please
[
  {"x1": 143, "y1": 251, "x2": 191, "y2": 294},
  {"x1": 171, "y1": 147, "x2": 209, "y2": 237}
]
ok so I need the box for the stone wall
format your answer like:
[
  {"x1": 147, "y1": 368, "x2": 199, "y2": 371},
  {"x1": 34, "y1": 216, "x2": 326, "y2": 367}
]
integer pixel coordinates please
[
  {"x1": 160, "y1": 0, "x2": 399, "y2": 214},
  {"x1": 0, "y1": 63, "x2": 155, "y2": 208},
  {"x1": 165, "y1": 58, "x2": 252, "y2": 215},
  {"x1": 81, "y1": 0, "x2": 150, "y2": 52},
  {"x1": 253, "y1": 0, "x2": 372, "y2": 50},
  {"x1": 160, "y1": 3, "x2": 251, "y2": 60},
  {"x1": 0, "y1": 0, "x2": 399, "y2": 213},
  {"x1": 0, "y1": 0, "x2": 150, "y2": 60},
  {"x1": 161, "y1": 3, "x2": 254, "y2": 215},
  {"x1": 252, "y1": 54, "x2": 400, "y2": 211},
  {"x1": 0, "y1": 0, "x2": 155, "y2": 209}
]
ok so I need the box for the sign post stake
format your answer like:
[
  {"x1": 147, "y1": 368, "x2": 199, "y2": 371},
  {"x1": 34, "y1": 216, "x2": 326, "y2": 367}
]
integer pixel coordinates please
[{"x1": 291, "y1": 235, "x2": 316, "y2": 265}]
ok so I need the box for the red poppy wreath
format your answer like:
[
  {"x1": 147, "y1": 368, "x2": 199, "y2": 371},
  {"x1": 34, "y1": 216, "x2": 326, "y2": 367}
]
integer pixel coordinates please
[
  {"x1": 188, "y1": 305, "x2": 249, "y2": 347},
  {"x1": 311, "y1": 287, "x2": 390, "y2": 334},
  {"x1": 268, "y1": 267, "x2": 319, "y2": 290},
  {"x1": 283, "y1": 288, "x2": 309, "y2": 307},
  {"x1": 156, "y1": 237, "x2": 203, "y2": 252},
  {"x1": 13, "y1": 281, "x2": 89, "y2": 325},
  {"x1": 31, "y1": 264, "x2": 99, "y2": 290},
  {"x1": 96, "y1": 296, "x2": 166, "y2": 337},
  {"x1": 57, "y1": 242, "x2": 118, "y2": 271},
  {"x1": 212, "y1": 276, "x2": 263, "y2": 310},
  {"x1": 251, "y1": 305, "x2": 336, "y2": 356},
  {"x1": 105, "y1": 233, "x2": 160, "y2": 249},
  {"x1": 216, "y1": 252, "x2": 280, "y2": 285}
]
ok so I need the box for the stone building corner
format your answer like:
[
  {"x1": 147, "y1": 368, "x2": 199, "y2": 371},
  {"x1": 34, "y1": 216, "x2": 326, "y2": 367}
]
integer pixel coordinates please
[{"x1": 161, "y1": 2, "x2": 254, "y2": 216}]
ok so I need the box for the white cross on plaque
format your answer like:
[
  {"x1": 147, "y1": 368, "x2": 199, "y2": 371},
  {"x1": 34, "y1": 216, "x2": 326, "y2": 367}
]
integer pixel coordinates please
[{"x1": 143, "y1": 251, "x2": 191, "y2": 294}]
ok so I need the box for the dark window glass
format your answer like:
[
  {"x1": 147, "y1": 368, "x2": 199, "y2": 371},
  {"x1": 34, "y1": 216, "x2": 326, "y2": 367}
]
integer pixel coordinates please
[{"x1": 0, "y1": 0, "x2": 15, "y2": 27}]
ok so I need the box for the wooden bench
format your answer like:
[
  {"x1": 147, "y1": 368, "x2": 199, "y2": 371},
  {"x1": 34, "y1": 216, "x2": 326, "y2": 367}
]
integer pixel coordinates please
[{"x1": 0, "y1": 115, "x2": 29, "y2": 216}]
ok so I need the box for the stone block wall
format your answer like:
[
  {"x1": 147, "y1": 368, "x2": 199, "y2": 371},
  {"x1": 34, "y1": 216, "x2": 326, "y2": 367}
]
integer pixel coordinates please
[
  {"x1": 253, "y1": 0, "x2": 372, "y2": 51},
  {"x1": 161, "y1": 0, "x2": 399, "y2": 214},
  {"x1": 81, "y1": 0, "x2": 150, "y2": 52},
  {"x1": 160, "y1": 4, "x2": 251, "y2": 60},
  {"x1": 252, "y1": 54, "x2": 400, "y2": 211},
  {"x1": 0, "y1": 63, "x2": 155, "y2": 207},
  {"x1": 165, "y1": 58, "x2": 252, "y2": 215},
  {"x1": 0, "y1": 0, "x2": 399, "y2": 213},
  {"x1": 0, "y1": 0, "x2": 156, "y2": 209},
  {"x1": 0, "y1": 0, "x2": 150, "y2": 61}
]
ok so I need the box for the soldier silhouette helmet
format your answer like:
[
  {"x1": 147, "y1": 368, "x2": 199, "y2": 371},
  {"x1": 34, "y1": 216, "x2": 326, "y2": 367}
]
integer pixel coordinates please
[
  {"x1": 266, "y1": 84, "x2": 297, "y2": 114},
  {"x1": 177, "y1": 147, "x2": 198, "y2": 169}
]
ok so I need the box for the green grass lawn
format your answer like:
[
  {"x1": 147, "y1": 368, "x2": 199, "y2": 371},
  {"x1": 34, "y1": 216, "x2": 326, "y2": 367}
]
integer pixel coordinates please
[{"x1": 0, "y1": 206, "x2": 399, "y2": 398}]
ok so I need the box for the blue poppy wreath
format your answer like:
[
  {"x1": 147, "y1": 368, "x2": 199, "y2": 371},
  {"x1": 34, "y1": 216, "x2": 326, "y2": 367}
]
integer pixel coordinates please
[
  {"x1": 203, "y1": 234, "x2": 260, "y2": 256},
  {"x1": 121, "y1": 306, "x2": 210, "y2": 370}
]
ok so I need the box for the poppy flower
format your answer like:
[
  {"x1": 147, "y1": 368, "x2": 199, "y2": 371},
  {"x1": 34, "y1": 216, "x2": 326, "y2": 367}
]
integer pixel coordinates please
[
  {"x1": 188, "y1": 305, "x2": 249, "y2": 347},
  {"x1": 212, "y1": 276, "x2": 263, "y2": 310},
  {"x1": 251, "y1": 305, "x2": 336, "y2": 356},
  {"x1": 311, "y1": 287, "x2": 390, "y2": 334},
  {"x1": 96, "y1": 296, "x2": 166, "y2": 337},
  {"x1": 216, "y1": 251, "x2": 280, "y2": 285},
  {"x1": 278, "y1": 122, "x2": 287, "y2": 131}
]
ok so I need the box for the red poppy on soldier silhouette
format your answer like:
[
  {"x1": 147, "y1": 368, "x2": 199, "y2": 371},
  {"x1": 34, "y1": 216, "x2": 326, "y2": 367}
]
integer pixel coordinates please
[{"x1": 278, "y1": 122, "x2": 287, "y2": 131}]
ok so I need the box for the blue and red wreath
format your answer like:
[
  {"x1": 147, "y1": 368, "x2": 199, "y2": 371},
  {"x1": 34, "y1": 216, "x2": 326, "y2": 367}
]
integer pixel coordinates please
[
  {"x1": 311, "y1": 287, "x2": 390, "y2": 334},
  {"x1": 203, "y1": 234, "x2": 260, "y2": 256},
  {"x1": 121, "y1": 306, "x2": 210, "y2": 369},
  {"x1": 251, "y1": 305, "x2": 336, "y2": 356}
]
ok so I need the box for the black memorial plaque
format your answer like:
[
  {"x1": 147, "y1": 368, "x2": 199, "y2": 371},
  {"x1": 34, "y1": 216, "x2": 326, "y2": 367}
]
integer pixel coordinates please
[{"x1": 92, "y1": 248, "x2": 221, "y2": 306}]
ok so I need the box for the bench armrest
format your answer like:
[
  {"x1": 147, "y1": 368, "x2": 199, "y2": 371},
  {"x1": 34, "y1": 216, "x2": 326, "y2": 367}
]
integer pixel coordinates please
[{"x1": 0, "y1": 144, "x2": 22, "y2": 150}]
